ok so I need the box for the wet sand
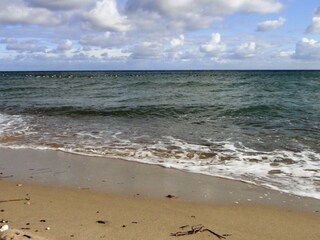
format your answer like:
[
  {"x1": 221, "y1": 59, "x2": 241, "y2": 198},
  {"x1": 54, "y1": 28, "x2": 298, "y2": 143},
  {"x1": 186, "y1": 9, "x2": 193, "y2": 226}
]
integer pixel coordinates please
[{"x1": 0, "y1": 148, "x2": 320, "y2": 239}]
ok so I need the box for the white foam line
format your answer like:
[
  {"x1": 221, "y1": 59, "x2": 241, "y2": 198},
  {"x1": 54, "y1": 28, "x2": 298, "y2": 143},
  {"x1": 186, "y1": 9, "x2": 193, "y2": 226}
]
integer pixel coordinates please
[{"x1": 0, "y1": 136, "x2": 319, "y2": 200}]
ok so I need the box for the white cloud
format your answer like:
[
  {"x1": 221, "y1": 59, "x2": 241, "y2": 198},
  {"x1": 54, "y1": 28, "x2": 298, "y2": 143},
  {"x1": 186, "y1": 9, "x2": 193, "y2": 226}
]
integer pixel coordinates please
[
  {"x1": 175, "y1": 49, "x2": 201, "y2": 61},
  {"x1": 1, "y1": 38, "x2": 46, "y2": 52},
  {"x1": 104, "y1": 48, "x2": 130, "y2": 60},
  {"x1": 170, "y1": 35, "x2": 184, "y2": 48},
  {"x1": 80, "y1": 32, "x2": 111, "y2": 47},
  {"x1": 235, "y1": 0, "x2": 282, "y2": 14},
  {"x1": 166, "y1": 48, "x2": 203, "y2": 62},
  {"x1": 232, "y1": 42, "x2": 257, "y2": 59},
  {"x1": 57, "y1": 39, "x2": 73, "y2": 51},
  {"x1": 125, "y1": 0, "x2": 282, "y2": 31},
  {"x1": 83, "y1": 0, "x2": 130, "y2": 32},
  {"x1": 80, "y1": 32, "x2": 131, "y2": 49},
  {"x1": 0, "y1": 1, "x2": 62, "y2": 26},
  {"x1": 126, "y1": 0, "x2": 282, "y2": 16},
  {"x1": 130, "y1": 42, "x2": 163, "y2": 59},
  {"x1": 306, "y1": 7, "x2": 320, "y2": 33},
  {"x1": 200, "y1": 33, "x2": 226, "y2": 56},
  {"x1": 77, "y1": 47, "x2": 129, "y2": 60},
  {"x1": 277, "y1": 50, "x2": 294, "y2": 58},
  {"x1": 294, "y1": 38, "x2": 320, "y2": 60},
  {"x1": 256, "y1": 17, "x2": 286, "y2": 32}
]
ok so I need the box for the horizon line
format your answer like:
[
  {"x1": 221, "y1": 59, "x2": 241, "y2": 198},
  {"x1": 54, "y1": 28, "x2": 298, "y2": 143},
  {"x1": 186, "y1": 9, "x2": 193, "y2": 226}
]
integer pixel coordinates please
[{"x1": 1, "y1": 69, "x2": 320, "y2": 72}]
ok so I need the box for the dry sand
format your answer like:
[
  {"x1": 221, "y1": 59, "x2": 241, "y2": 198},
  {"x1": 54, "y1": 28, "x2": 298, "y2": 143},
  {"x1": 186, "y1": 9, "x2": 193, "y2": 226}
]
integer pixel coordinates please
[
  {"x1": 0, "y1": 148, "x2": 320, "y2": 239},
  {"x1": 0, "y1": 181, "x2": 319, "y2": 240}
]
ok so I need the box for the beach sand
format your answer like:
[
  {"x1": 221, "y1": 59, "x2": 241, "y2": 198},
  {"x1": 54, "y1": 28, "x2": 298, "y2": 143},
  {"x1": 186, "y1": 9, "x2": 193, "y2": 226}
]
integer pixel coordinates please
[
  {"x1": 0, "y1": 148, "x2": 320, "y2": 239},
  {"x1": 1, "y1": 181, "x2": 320, "y2": 240}
]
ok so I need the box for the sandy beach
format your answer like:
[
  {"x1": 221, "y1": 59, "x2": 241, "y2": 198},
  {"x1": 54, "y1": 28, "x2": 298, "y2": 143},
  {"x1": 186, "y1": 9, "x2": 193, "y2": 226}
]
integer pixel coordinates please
[{"x1": 0, "y1": 148, "x2": 320, "y2": 240}]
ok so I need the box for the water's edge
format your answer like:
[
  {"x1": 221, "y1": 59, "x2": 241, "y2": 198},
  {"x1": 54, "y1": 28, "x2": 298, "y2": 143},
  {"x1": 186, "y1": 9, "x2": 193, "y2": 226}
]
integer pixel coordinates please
[{"x1": 1, "y1": 147, "x2": 320, "y2": 214}]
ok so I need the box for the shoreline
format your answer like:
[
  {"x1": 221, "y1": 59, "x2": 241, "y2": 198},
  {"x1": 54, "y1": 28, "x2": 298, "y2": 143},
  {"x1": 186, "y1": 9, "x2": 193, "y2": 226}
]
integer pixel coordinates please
[
  {"x1": 0, "y1": 147, "x2": 319, "y2": 213},
  {"x1": 0, "y1": 147, "x2": 319, "y2": 239}
]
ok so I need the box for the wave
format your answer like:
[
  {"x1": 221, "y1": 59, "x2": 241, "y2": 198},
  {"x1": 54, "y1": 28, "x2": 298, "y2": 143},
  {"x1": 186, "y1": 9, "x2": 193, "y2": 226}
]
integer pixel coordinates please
[
  {"x1": 225, "y1": 104, "x2": 286, "y2": 117},
  {"x1": 1, "y1": 105, "x2": 221, "y2": 118},
  {"x1": 0, "y1": 113, "x2": 29, "y2": 133},
  {"x1": 1, "y1": 134, "x2": 319, "y2": 200}
]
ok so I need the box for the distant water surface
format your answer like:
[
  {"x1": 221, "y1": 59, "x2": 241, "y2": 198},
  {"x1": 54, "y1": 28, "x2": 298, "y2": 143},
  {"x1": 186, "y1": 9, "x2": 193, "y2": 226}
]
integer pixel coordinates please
[{"x1": 0, "y1": 70, "x2": 319, "y2": 199}]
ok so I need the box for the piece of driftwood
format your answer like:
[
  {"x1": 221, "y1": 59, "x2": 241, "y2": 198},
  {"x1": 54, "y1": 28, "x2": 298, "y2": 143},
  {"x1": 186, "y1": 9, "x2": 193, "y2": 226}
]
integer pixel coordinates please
[{"x1": 170, "y1": 224, "x2": 230, "y2": 239}]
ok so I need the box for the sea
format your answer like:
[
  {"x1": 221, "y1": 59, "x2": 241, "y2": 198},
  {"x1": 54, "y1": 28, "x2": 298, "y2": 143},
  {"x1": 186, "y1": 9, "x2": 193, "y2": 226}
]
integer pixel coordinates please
[{"x1": 0, "y1": 70, "x2": 319, "y2": 199}]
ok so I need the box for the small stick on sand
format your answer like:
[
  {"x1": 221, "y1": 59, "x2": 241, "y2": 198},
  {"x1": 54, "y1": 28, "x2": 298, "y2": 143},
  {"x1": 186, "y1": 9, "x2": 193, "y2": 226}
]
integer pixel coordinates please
[
  {"x1": 201, "y1": 228, "x2": 231, "y2": 239},
  {"x1": 170, "y1": 224, "x2": 230, "y2": 239},
  {"x1": 170, "y1": 224, "x2": 203, "y2": 237}
]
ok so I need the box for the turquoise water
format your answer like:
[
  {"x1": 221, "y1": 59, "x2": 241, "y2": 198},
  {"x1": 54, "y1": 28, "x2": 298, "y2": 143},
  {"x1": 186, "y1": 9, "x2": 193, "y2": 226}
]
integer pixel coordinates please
[{"x1": 0, "y1": 70, "x2": 319, "y2": 198}]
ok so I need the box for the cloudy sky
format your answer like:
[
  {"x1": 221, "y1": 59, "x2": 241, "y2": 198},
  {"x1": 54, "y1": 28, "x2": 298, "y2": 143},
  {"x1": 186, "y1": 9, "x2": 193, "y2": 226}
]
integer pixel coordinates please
[{"x1": 0, "y1": 0, "x2": 320, "y2": 70}]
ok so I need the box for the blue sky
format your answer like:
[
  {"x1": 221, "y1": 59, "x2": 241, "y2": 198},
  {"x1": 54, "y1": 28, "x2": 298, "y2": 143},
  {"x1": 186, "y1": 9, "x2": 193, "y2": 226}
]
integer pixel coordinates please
[{"x1": 0, "y1": 0, "x2": 319, "y2": 70}]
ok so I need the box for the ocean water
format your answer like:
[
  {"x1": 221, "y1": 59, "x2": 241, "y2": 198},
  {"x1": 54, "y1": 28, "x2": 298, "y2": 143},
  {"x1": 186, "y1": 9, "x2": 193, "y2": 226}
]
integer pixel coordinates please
[{"x1": 0, "y1": 70, "x2": 319, "y2": 199}]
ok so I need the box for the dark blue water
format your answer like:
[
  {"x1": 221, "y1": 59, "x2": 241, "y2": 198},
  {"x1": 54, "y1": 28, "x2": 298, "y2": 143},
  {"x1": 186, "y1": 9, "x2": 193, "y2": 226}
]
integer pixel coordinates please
[{"x1": 0, "y1": 70, "x2": 319, "y2": 198}]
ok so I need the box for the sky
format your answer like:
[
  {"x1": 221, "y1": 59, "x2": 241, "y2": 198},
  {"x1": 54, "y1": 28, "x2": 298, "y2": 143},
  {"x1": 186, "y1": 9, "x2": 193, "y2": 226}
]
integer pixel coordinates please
[{"x1": 0, "y1": 0, "x2": 320, "y2": 70}]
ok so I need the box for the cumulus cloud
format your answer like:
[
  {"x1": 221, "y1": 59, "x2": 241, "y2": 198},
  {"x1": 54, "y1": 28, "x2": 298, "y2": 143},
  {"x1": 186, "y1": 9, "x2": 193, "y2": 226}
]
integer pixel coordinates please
[
  {"x1": 0, "y1": 1, "x2": 62, "y2": 26},
  {"x1": 74, "y1": 47, "x2": 129, "y2": 60},
  {"x1": 175, "y1": 49, "x2": 201, "y2": 61},
  {"x1": 3, "y1": 0, "x2": 318, "y2": 69},
  {"x1": 277, "y1": 50, "x2": 294, "y2": 58},
  {"x1": 306, "y1": 7, "x2": 320, "y2": 33},
  {"x1": 130, "y1": 42, "x2": 163, "y2": 59},
  {"x1": 170, "y1": 35, "x2": 184, "y2": 48},
  {"x1": 126, "y1": 0, "x2": 282, "y2": 16},
  {"x1": 0, "y1": 0, "x2": 283, "y2": 35},
  {"x1": 235, "y1": 0, "x2": 282, "y2": 14},
  {"x1": 126, "y1": 2, "x2": 213, "y2": 31},
  {"x1": 125, "y1": 0, "x2": 282, "y2": 31},
  {"x1": 231, "y1": 42, "x2": 257, "y2": 59},
  {"x1": 256, "y1": 17, "x2": 286, "y2": 32},
  {"x1": 83, "y1": 0, "x2": 130, "y2": 32},
  {"x1": 80, "y1": 32, "x2": 111, "y2": 47},
  {"x1": 1, "y1": 38, "x2": 46, "y2": 52},
  {"x1": 294, "y1": 38, "x2": 320, "y2": 60},
  {"x1": 57, "y1": 39, "x2": 73, "y2": 51},
  {"x1": 79, "y1": 32, "x2": 129, "y2": 48},
  {"x1": 200, "y1": 33, "x2": 226, "y2": 56}
]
